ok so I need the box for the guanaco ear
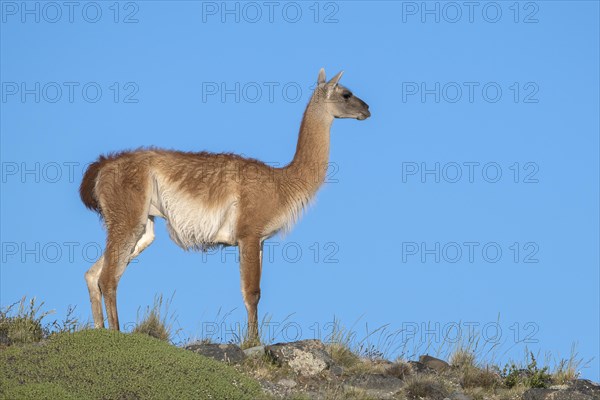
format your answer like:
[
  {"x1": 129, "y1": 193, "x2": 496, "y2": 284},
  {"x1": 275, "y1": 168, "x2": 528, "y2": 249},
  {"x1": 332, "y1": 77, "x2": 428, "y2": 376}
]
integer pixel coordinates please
[
  {"x1": 328, "y1": 71, "x2": 344, "y2": 87},
  {"x1": 318, "y1": 68, "x2": 326, "y2": 84}
]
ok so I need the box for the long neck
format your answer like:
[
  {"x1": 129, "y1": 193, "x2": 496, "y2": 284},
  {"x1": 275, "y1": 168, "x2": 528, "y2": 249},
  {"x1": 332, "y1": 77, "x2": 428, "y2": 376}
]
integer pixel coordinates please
[{"x1": 285, "y1": 92, "x2": 334, "y2": 191}]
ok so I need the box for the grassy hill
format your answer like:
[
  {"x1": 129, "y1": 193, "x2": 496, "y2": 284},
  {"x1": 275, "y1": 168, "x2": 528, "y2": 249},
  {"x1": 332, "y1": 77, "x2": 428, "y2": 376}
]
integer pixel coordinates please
[{"x1": 0, "y1": 329, "x2": 265, "y2": 400}]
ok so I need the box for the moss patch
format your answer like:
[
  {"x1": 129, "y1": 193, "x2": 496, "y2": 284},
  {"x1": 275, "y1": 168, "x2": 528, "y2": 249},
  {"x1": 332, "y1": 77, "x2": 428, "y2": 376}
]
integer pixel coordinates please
[{"x1": 0, "y1": 329, "x2": 265, "y2": 400}]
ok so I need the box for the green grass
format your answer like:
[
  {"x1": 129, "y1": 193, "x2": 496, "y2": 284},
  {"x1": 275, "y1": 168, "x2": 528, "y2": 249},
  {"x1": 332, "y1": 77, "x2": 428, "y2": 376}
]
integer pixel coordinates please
[
  {"x1": 0, "y1": 329, "x2": 266, "y2": 400},
  {"x1": 502, "y1": 351, "x2": 552, "y2": 389}
]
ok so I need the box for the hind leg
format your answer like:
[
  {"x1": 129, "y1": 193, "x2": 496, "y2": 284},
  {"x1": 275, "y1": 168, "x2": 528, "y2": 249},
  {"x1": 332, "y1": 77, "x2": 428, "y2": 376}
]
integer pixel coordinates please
[
  {"x1": 85, "y1": 255, "x2": 105, "y2": 328},
  {"x1": 100, "y1": 233, "x2": 138, "y2": 331},
  {"x1": 100, "y1": 218, "x2": 155, "y2": 330},
  {"x1": 91, "y1": 155, "x2": 155, "y2": 330}
]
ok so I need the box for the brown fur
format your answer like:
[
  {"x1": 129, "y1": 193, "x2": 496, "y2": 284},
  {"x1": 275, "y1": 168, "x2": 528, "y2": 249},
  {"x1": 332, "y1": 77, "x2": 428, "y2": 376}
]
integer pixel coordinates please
[
  {"x1": 80, "y1": 70, "x2": 370, "y2": 339},
  {"x1": 79, "y1": 155, "x2": 106, "y2": 213}
]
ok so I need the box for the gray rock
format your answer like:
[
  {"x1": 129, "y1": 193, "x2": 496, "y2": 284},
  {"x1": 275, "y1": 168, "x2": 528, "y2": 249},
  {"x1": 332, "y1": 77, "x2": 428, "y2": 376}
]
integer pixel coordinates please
[
  {"x1": 450, "y1": 392, "x2": 473, "y2": 400},
  {"x1": 330, "y1": 364, "x2": 344, "y2": 376},
  {"x1": 184, "y1": 342, "x2": 245, "y2": 363},
  {"x1": 571, "y1": 379, "x2": 600, "y2": 397},
  {"x1": 243, "y1": 345, "x2": 265, "y2": 358},
  {"x1": 259, "y1": 379, "x2": 292, "y2": 399},
  {"x1": 523, "y1": 388, "x2": 594, "y2": 400},
  {"x1": 419, "y1": 354, "x2": 450, "y2": 373},
  {"x1": 522, "y1": 389, "x2": 547, "y2": 400},
  {"x1": 521, "y1": 380, "x2": 600, "y2": 400},
  {"x1": 277, "y1": 378, "x2": 297, "y2": 389},
  {"x1": 549, "y1": 384, "x2": 572, "y2": 390},
  {"x1": 343, "y1": 373, "x2": 404, "y2": 399},
  {"x1": 266, "y1": 339, "x2": 334, "y2": 376}
]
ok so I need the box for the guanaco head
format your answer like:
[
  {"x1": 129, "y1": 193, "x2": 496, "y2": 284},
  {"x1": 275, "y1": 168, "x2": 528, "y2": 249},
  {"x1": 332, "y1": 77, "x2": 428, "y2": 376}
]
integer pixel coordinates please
[{"x1": 316, "y1": 68, "x2": 371, "y2": 120}]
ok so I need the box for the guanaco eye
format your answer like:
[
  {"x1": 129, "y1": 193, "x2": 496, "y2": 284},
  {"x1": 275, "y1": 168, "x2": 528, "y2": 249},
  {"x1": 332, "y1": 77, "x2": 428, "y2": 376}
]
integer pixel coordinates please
[{"x1": 342, "y1": 92, "x2": 353, "y2": 99}]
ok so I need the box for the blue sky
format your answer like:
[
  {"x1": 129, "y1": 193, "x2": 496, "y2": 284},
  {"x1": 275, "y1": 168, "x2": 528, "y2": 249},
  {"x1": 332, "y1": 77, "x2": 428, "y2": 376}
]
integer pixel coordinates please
[{"x1": 1, "y1": 1, "x2": 599, "y2": 380}]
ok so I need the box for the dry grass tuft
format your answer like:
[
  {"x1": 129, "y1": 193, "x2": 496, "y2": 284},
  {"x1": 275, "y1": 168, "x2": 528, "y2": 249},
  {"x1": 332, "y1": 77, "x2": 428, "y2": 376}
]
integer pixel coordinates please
[
  {"x1": 461, "y1": 366, "x2": 501, "y2": 389},
  {"x1": 450, "y1": 347, "x2": 477, "y2": 369},
  {"x1": 404, "y1": 373, "x2": 450, "y2": 400},
  {"x1": 385, "y1": 360, "x2": 413, "y2": 380},
  {"x1": 133, "y1": 293, "x2": 179, "y2": 342},
  {"x1": 551, "y1": 343, "x2": 587, "y2": 384},
  {"x1": 329, "y1": 342, "x2": 361, "y2": 369}
]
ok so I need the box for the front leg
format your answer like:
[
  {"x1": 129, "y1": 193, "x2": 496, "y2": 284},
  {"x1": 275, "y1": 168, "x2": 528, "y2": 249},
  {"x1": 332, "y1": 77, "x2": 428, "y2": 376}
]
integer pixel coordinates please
[{"x1": 239, "y1": 236, "x2": 262, "y2": 345}]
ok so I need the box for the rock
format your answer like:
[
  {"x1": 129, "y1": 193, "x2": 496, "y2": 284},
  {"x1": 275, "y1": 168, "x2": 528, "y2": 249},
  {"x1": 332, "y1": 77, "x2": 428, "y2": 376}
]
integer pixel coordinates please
[
  {"x1": 343, "y1": 373, "x2": 404, "y2": 399},
  {"x1": 259, "y1": 379, "x2": 293, "y2": 399},
  {"x1": 571, "y1": 379, "x2": 600, "y2": 397},
  {"x1": 266, "y1": 339, "x2": 334, "y2": 376},
  {"x1": 184, "y1": 342, "x2": 245, "y2": 363},
  {"x1": 277, "y1": 378, "x2": 297, "y2": 389},
  {"x1": 523, "y1": 388, "x2": 594, "y2": 400},
  {"x1": 521, "y1": 380, "x2": 600, "y2": 400},
  {"x1": 450, "y1": 392, "x2": 473, "y2": 400},
  {"x1": 329, "y1": 364, "x2": 344, "y2": 376},
  {"x1": 419, "y1": 354, "x2": 450, "y2": 372},
  {"x1": 243, "y1": 345, "x2": 265, "y2": 358}
]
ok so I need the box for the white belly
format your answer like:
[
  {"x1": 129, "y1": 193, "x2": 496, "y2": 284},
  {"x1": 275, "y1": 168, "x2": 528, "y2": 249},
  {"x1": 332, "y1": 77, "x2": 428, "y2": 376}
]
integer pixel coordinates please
[{"x1": 150, "y1": 178, "x2": 238, "y2": 250}]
